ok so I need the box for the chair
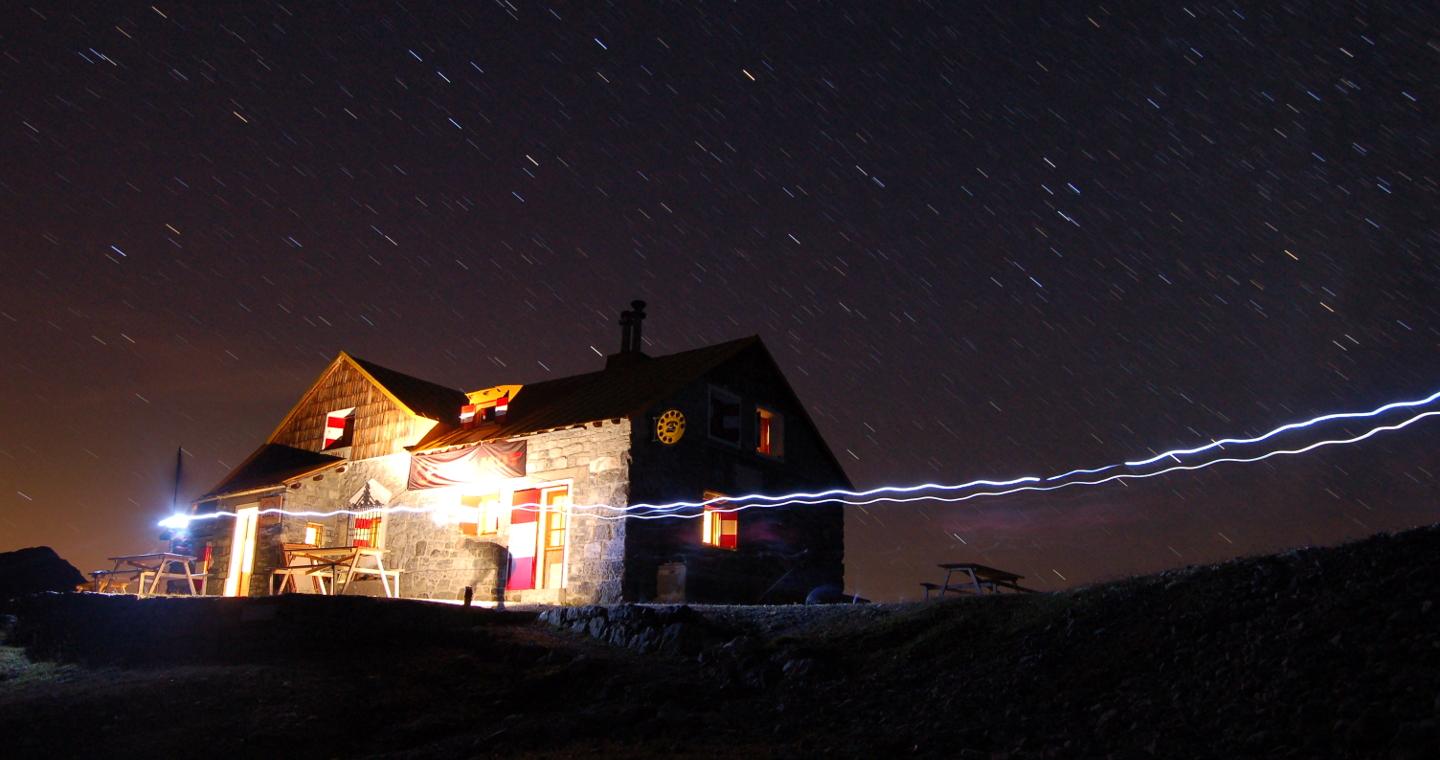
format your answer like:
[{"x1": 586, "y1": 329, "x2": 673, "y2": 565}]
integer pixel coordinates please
[
  {"x1": 335, "y1": 559, "x2": 404, "y2": 598},
  {"x1": 91, "y1": 569, "x2": 147, "y2": 594},
  {"x1": 270, "y1": 543, "x2": 332, "y2": 595}
]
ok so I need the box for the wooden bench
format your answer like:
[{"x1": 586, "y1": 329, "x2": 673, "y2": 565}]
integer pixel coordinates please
[
  {"x1": 925, "y1": 563, "x2": 1038, "y2": 599},
  {"x1": 272, "y1": 545, "x2": 403, "y2": 598},
  {"x1": 271, "y1": 543, "x2": 332, "y2": 595},
  {"x1": 922, "y1": 581, "x2": 985, "y2": 600},
  {"x1": 97, "y1": 553, "x2": 200, "y2": 597},
  {"x1": 91, "y1": 568, "x2": 151, "y2": 594},
  {"x1": 339, "y1": 564, "x2": 403, "y2": 598}
]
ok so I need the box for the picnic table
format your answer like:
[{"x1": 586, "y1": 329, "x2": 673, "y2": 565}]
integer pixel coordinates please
[
  {"x1": 271, "y1": 545, "x2": 401, "y2": 599},
  {"x1": 92, "y1": 552, "x2": 200, "y2": 597},
  {"x1": 921, "y1": 562, "x2": 1037, "y2": 600}
]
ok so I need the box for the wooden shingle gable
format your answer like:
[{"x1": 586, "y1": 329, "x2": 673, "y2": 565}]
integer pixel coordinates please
[{"x1": 264, "y1": 352, "x2": 466, "y2": 460}]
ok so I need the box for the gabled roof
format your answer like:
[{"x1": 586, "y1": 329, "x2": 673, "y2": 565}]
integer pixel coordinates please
[
  {"x1": 344, "y1": 353, "x2": 470, "y2": 423},
  {"x1": 414, "y1": 336, "x2": 761, "y2": 450},
  {"x1": 263, "y1": 352, "x2": 470, "y2": 445},
  {"x1": 199, "y1": 443, "x2": 344, "y2": 501}
]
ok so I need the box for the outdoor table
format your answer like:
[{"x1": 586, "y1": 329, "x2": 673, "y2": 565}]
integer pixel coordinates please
[
  {"x1": 280, "y1": 545, "x2": 400, "y2": 598},
  {"x1": 928, "y1": 562, "x2": 1036, "y2": 599},
  {"x1": 98, "y1": 552, "x2": 200, "y2": 597}
]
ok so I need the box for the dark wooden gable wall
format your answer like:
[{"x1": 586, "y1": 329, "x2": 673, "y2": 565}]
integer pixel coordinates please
[{"x1": 624, "y1": 341, "x2": 848, "y2": 602}]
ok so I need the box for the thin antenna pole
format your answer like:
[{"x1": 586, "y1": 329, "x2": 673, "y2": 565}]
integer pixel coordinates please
[{"x1": 172, "y1": 447, "x2": 183, "y2": 513}]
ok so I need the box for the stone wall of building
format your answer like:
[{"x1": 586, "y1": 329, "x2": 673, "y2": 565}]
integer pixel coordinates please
[
  {"x1": 520, "y1": 419, "x2": 631, "y2": 605},
  {"x1": 189, "y1": 489, "x2": 291, "y2": 598},
  {"x1": 197, "y1": 419, "x2": 632, "y2": 605}
]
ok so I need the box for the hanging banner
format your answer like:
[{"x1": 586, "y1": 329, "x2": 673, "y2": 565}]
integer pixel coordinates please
[{"x1": 407, "y1": 440, "x2": 527, "y2": 490}]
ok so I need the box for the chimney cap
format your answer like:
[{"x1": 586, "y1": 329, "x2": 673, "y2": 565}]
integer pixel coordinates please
[{"x1": 609, "y1": 299, "x2": 651, "y2": 365}]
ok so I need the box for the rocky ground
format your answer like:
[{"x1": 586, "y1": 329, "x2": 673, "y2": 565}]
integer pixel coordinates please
[{"x1": 2, "y1": 525, "x2": 1438, "y2": 758}]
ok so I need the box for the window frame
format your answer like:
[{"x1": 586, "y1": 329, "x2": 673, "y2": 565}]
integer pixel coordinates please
[
  {"x1": 321, "y1": 407, "x2": 357, "y2": 451},
  {"x1": 754, "y1": 405, "x2": 784, "y2": 459},
  {"x1": 707, "y1": 386, "x2": 743, "y2": 447},
  {"x1": 351, "y1": 508, "x2": 385, "y2": 548},
  {"x1": 700, "y1": 490, "x2": 739, "y2": 551},
  {"x1": 459, "y1": 492, "x2": 503, "y2": 536}
]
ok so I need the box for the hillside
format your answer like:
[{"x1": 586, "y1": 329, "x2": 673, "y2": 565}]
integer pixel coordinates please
[{"x1": 3, "y1": 525, "x2": 1437, "y2": 758}]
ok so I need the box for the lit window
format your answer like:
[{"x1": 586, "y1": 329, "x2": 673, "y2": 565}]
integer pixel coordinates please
[
  {"x1": 701, "y1": 490, "x2": 738, "y2": 550},
  {"x1": 708, "y1": 388, "x2": 741, "y2": 445},
  {"x1": 756, "y1": 407, "x2": 784, "y2": 457},
  {"x1": 352, "y1": 509, "x2": 383, "y2": 547},
  {"x1": 302, "y1": 522, "x2": 325, "y2": 546},
  {"x1": 322, "y1": 407, "x2": 356, "y2": 450},
  {"x1": 459, "y1": 493, "x2": 502, "y2": 536}
]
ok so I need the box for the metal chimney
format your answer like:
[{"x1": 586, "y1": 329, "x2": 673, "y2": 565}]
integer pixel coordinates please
[
  {"x1": 618, "y1": 308, "x2": 635, "y2": 353},
  {"x1": 628, "y1": 300, "x2": 647, "y2": 352},
  {"x1": 609, "y1": 300, "x2": 651, "y2": 369}
]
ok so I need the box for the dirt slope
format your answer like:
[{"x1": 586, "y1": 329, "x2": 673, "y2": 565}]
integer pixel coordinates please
[{"x1": 2, "y1": 525, "x2": 1437, "y2": 758}]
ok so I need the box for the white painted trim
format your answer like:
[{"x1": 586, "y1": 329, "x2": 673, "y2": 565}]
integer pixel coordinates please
[{"x1": 223, "y1": 505, "x2": 260, "y2": 597}]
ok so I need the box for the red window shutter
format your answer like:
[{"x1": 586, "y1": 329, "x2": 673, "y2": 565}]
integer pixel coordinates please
[
  {"x1": 719, "y1": 513, "x2": 738, "y2": 549},
  {"x1": 510, "y1": 489, "x2": 540, "y2": 524}
]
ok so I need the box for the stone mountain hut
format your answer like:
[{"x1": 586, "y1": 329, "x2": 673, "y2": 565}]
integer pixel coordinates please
[{"x1": 189, "y1": 304, "x2": 849, "y2": 605}]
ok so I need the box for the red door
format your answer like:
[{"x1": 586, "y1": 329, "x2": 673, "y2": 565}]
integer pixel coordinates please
[{"x1": 506, "y1": 488, "x2": 541, "y2": 590}]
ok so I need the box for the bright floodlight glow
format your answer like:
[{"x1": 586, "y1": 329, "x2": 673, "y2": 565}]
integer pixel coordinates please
[{"x1": 158, "y1": 513, "x2": 192, "y2": 530}]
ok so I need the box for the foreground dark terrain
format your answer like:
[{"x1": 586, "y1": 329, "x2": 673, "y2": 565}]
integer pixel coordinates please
[{"x1": 3, "y1": 526, "x2": 1438, "y2": 758}]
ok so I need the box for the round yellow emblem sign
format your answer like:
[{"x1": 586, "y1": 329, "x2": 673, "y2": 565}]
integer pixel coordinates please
[{"x1": 655, "y1": 409, "x2": 686, "y2": 445}]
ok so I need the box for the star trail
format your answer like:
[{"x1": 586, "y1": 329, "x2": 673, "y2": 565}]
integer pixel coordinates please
[{"x1": 2, "y1": 2, "x2": 1437, "y2": 600}]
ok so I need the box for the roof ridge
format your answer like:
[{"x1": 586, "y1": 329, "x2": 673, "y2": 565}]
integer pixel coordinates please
[
  {"x1": 340, "y1": 352, "x2": 469, "y2": 422},
  {"x1": 343, "y1": 352, "x2": 464, "y2": 393},
  {"x1": 411, "y1": 334, "x2": 765, "y2": 451},
  {"x1": 522, "y1": 334, "x2": 761, "y2": 387}
]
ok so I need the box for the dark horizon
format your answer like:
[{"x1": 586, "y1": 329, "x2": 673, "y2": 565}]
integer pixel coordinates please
[{"x1": 2, "y1": 1, "x2": 1437, "y2": 601}]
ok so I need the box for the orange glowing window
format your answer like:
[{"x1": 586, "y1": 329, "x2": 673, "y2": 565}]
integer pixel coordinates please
[
  {"x1": 460, "y1": 493, "x2": 502, "y2": 536},
  {"x1": 755, "y1": 407, "x2": 784, "y2": 457},
  {"x1": 701, "y1": 490, "x2": 738, "y2": 550}
]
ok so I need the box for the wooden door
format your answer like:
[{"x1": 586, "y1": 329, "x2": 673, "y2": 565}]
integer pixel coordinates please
[
  {"x1": 540, "y1": 487, "x2": 569, "y2": 589},
  {"x1": 223, "y1": 506, "x2": 260, "y2": 597}
]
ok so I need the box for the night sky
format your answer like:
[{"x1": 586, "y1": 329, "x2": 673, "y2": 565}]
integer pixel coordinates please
[{"x1": 3, "y1": 2, "x2": 1437, "y2": 601}]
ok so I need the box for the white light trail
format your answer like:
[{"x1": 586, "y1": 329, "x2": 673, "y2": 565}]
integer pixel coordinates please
[
  {"x1": 159, "y1": 401, "x2": 1440, "y2": 529},
  {"x1": 603, "y1": 385, "x2": 1440, "y2": 514},
  {"x1": 611, "y1": 409, "x2": 1440, "y2": 519}
]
